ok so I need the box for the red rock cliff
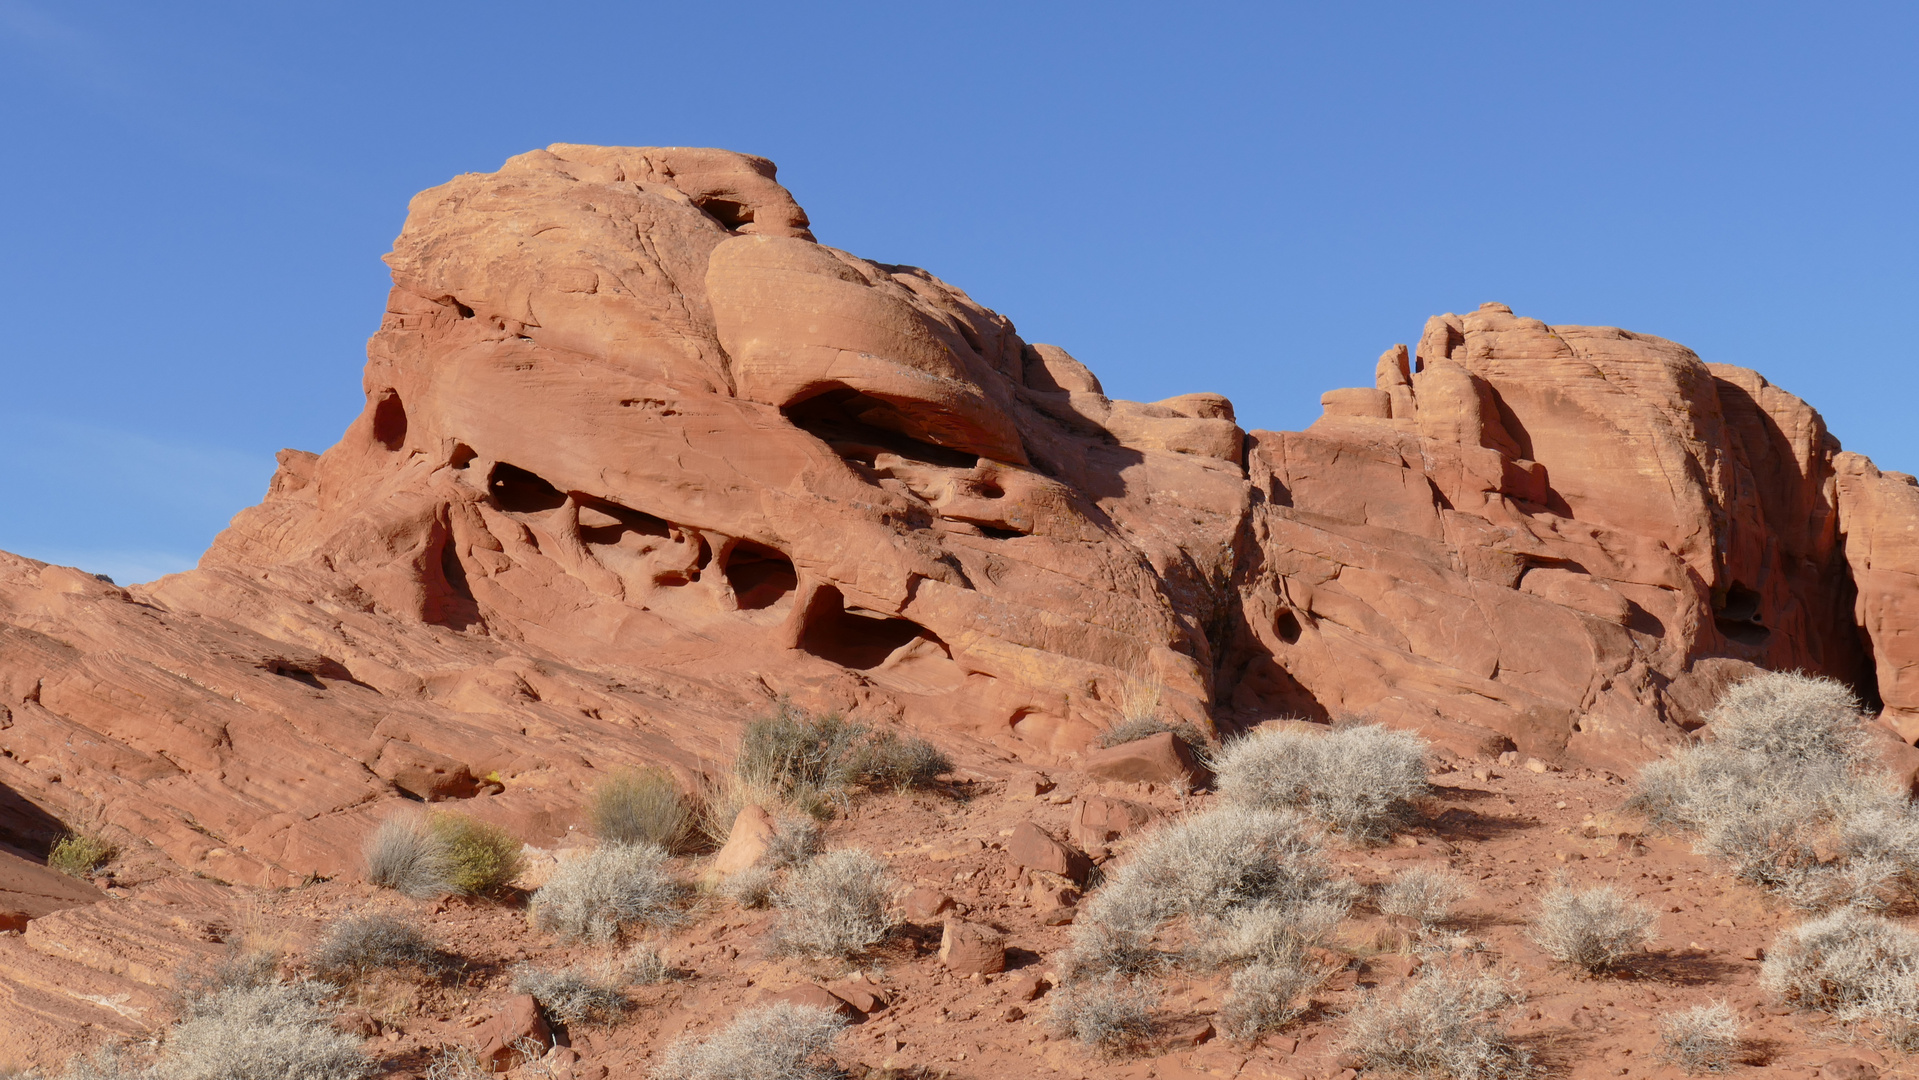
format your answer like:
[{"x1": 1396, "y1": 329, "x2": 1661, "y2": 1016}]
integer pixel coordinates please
[{"x1": 1, "y1": 145, "x2": 1915, "y2": 891}]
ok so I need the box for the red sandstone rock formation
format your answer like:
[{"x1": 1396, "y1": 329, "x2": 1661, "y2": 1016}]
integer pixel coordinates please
[{"x1": 0, "y1": 145, "x2": 1914, "y2": 930}]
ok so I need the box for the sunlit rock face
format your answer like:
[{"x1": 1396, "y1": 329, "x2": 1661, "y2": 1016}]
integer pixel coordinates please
[{"x1": 1, "y1": 145, "x2": 1914, "y2": 925}]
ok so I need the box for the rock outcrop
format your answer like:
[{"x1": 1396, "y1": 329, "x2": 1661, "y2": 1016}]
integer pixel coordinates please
[{"x1": 1, "y1": 145, "x2": 1915, "y2": 925}]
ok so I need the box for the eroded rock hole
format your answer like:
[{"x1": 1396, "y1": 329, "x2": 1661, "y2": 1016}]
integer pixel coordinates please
[
  {"x1": 449, "y1": 444, "x2": 477, "y2": 470},
  {"x1": 698, "y1": 198, "x2": 753, "y2": 230},
  {"x1": 784, "y1": 386, "x2": 980, "y2": 471},
  {"x1": 723, "y1": 541, "x2": 797, "y2": 611},
  {"x1": 798, "y1": 584, "x2": 946, "y2": 670},
  {"x1": 1714, "y1": 582, "x2": 1771, "y2": 646},
  {"x1": 575, "y1": 495, "x2": 673, "y2": 545},
  {"x1": 1275, "y1": 609, "x2": 1303, "y2": 645},
  {"x1": 488, "y1": 462, "x2": 567, "y2": 514},
  {"x1": 371, "y1": 391, "x2": 408, "y2": 452}
]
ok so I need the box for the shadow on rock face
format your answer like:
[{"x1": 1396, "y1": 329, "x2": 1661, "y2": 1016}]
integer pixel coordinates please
[{"x1": 0, "y1": 777, "x2": 67, "y2": 862}]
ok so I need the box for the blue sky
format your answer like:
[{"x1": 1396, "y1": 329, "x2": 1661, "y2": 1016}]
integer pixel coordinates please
[{"x1": 2, "y1": 2, "x2": 1914, "y2": 584}]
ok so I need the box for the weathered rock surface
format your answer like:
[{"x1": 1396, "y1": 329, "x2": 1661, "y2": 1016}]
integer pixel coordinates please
[
  {"x1": 1233, "y1": 307, "x2": 1905, "y2": 763},
  {"x1": 0, "y1": 150, "x2": 1915, "y2": 1055},
  {"x1": 937, "y1": 918, "x2": 1008, "y2": 974}
]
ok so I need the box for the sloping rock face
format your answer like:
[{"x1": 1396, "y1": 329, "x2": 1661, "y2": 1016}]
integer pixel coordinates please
[
  {"x1": 0, "y1": 145, "x2": 1915, "y2": 907},
  {"x1": 1229, "y1": 311, "x2": 1898, "y2": 763}
]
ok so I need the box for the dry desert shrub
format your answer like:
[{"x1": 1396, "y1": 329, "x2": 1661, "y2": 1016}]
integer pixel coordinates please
[
  {"x1": 420, "y1": 1046, "x2": 484, "y2": 1080},
  {"x1": 58, "y1": 1045, "x2": 146, "y2": 1080},
  {"x1": 308, "y1": 913, "x2": 447, "y2": 986},
  {"x1": 364, "y1": 811, "x2": 521, "y2": 898},
  {"x1": 622, "y1": 941, "x2": 673, "y2": 985},
  {"x1": 1379, "y1": 867, "x2": 1473, "y2": 929},
  {"x1": 1761, "y1": 908, "x2": 1919, "y2": 1019},
  {"x1": 1657, "y1": 1000, "x2": 1742, "y2": 1075},
  {"x1": 854, "y1": 729, "x2": 953, "y2": 791},
  {"x1": 1527, "y1": 883, "x2": 1658, "y2": 973},
  {"x1": 530, "y1": 842, "x2": 687, "y2": 943},
  {"x1": 1218, "y1": 946, "x2": 1324, "y2": 1039},
  {"x1": 762, "y1": 816, "x2": 826, "y2": 870},
  {"x1": 176, "y1": 945, "x2": 282, "y2": 1006},
  {"x1": 701, "y1": 705, "x2": 950, "y2": 843},
  {"x1": 1214, "y1": 722, "x2": 1431, "y2": 842},
  {"x1": 1340, "y1": 965, "x2": 1533, "y2": 1080},
  {"x1": 1705, "y1": 670, "x2": 1874, "y2": 765},
  {"x1": 772, "y1": 847, "x2": 899, "y2": 959},
  {"x1": 652, "y1": 1002, "x2": 846, "y2": 1080},
  {"x1": 428, "y1": 812, "x2": 523, "y2": 896},
  {"x1": 1096, "y1": 680, "x2": 1211, "y2": 755},
  {"x1": 732, "y1": 705, "x2": 872, "y2": 818},
  {"x1": 159, "y1": 982, "x2": 369, "y2": 1080},
  {"x1": 510, "y1": 962, "x2": 629, "y2": 1025},
  {"x1": 363, "y1": 814, "x2": 454, "y2": 898},
  {"x1": 590, "y1": 768, "x2": 693, "y2": 851},
  {"x1": 1048, "y1": 975, "x2": 1160, "y2": 1052},
  {"x1": 1095, "y1": 715, "x2": 1213, "y2": 758},
  {"x1": 49, "y1": 829, "x2": 117, "y2": 878},
  {"x1": 722, "y1": 865, "x2": 779, "y2": 909},
  {"x1": 1825, "y1": 800, "x2": 1919, "y2": 910},
  {"x1": 1063, "y1": 804, "x2": 1351, "y2": 980},
  {"x1": 1628, "y1": 671, "x2": 1919, "y2": 909}
]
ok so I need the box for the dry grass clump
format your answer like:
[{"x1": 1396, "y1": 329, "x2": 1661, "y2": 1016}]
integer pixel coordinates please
[
  {"x1": 590, "y1": 768, "x2": 693, "y2": 851},
  {"x1": 176, "y1": 946, "x2": 282, "y2": 1006},
  {"x1": 722, "y1": 865, "x2": 779, "y2": 909},
  {"x1": 856, "y1": 729, "x2": 953, "y2": 791},
  {"x1": 772, "y1": 848, "x2": 899, "y2": 959},
  {"x1": 363, "y1": 815, "x2": 454, "y2": 898},
  {"x1": 622, "y1": 941, "x2": 673, "y2": 985},
  {"x1": 1214, "y1": 722, "x2": 1431, "y2": 842},
  {"x1": 1657, "y1": 1000, "x2": 1742, "y2": 1074},
  {"x1": 48, "y1": 829, "x2": 117, "y2": 878},
  {"x1": 1379, "y1": 867, "x2": 1473, "y2": 929},
  {"x1": 1340, "y1": 965, "x2": 1533, "y2": 1080},
  {"x1": 421, "y1": 1046, "x2": 485, "y2": 1080},
  {"x1": 763, "y1": 817, "x2": 826, "y2": 870},
  {"x1": 1066, "y1": 801, "x2": 1350, "y2": 1005},
  {"x1": 703, "y1": 703, "x2": 953, "y2": 842},
  {"x1": 530, "y1": 842, "x2": 688, "y2": 943},
  {"x1": 57, "y1": 1045, "x2": 148, "y2": 1080},
  {"x1": 510, "y1": 962, "x2": 629, "y2": 1025},
  {"x1": 1527, "y1": 883, "x2": 1658, "y2": 974},
  {"x1": 721, "y1": 818, "x2": 822, "y2": 910},
  {"x1": 160, "y1": 981, "x2": 369, "y2": 1080},
  {"x1": 60, "y1": 1046, "x2": 135, "y2": 1080},
  {"x1": 1048, "y1": 975, "x2": 1160, "y2": 1052},
  {"x1": 308, "y1": 913, "x2": 447, "y2": 986},
  {"x1": 1629, "y1": 671, "x2": 1919, "y2": 909},
  {"x1": 363, "y1": 812, "x2": 521, "y2": 898},
  {"x1": 1096, "y1": 715, "x2": 1213, "y2": 756},
  {"x1": 652, "y1": 1002, "x2": 846, "y2": 1080},
  {"x1": 1218, "y1": 947, "x2": 1324, "y2": 1039},
  {"x1": 1762, "y1": 908, "x2": 1919, "y2": 1023},
  {"x1": 1705, "y1": 670, "x2": 1875, "y2": 764},
  {"x1": 428, "y1": 812, "x2": 523, "y2": 896}
]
